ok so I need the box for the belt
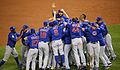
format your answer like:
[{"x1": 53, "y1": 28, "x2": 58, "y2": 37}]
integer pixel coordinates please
[
  {"x1": 40, "y1": 41, "x2": 48, "y2": 43},
  {"x1": 30, "y1": 48, "x2": 38, "y2": 49},
  {"x1": 90, "y1": 41, "x2": 98, "y2": 44}
]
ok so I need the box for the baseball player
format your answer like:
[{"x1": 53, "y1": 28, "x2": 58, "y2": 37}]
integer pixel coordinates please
[
  {"x1": 20, "y1": 24, "x2": 31, "y2": 67},
  {"x1": 46, "y1": 22, "x2": 56, "y2": 70},
  {"x1": 82, "y1": 23, "x2": 104, "y2": 70},
  {"x1": 62, "y1": 25, "x2": 72, "y2": 70},
  {"x1": 79, "y1": 14, "x2": 91, "y2": 66},
  {"x1": 66, "y1": 18, "x2": 86, "y2": 69},
  {"x1": 0, "y1": 26, "x2": 23, "y2": 69},
  {"x1": 52, "y1": 3, "x2": 69, "y2": 22},
  {"x1": 55, "y1": 9, "x2": 69, "y2": 22},
  {"x1": 99, "y1": 37, "x2": 112, "y2": 69},
  {"x1": 37, "y1": 20, "x2": 50, "y2": 70},
  {"x1": 96, "y1": 16, "x2": 116, "y2": 60},
  {"x1": 25, "y1": 28, "x2": 39, "y2": 70},
  {"x1": 49, "y1": 20, "x2": 65, "y2": 69}
]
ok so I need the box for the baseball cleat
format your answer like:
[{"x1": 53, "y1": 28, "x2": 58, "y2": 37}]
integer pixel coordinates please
[
  {"x1": 108, "y1": 63, "x2": 112, "y2": 67},
  {"x1": 111, "y1": 57, "x2": 116, "y2": 61},
  {"x1": 51, "y1": 66, "x2": 54, "y2": 70},
  {"x1": 103, "y1": 66, "x2": 110, "y2": 69}
]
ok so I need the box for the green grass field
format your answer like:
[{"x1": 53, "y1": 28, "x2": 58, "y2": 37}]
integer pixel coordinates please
[{"x1": 0, "y1": 24, "x2": 120, "y2": 70}]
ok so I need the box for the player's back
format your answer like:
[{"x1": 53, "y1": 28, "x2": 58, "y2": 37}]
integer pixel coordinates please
[
  {"x1": 21, "y1": 30, "x2": 31, "y2": 45},
  {"x1": 38, "y1": 27, "x2": 50, "y2": 42},
  {"x1": 26, "y1": 34, "x2": 39, "y2": 49},
  {"x1": 68, "y1": 23, "x2": 82, "y2": 39},
  {"x1": 50, "y1": 25, "x2": 63, "y2": 41},
  {"x1": 62, "y1": 27, "x2": 71, "y2": 44},
  {"x1": 97, "y1": 21, "x2": 108, "y2": 37}
]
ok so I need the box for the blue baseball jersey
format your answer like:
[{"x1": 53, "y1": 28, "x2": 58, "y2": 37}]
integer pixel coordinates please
[
  {"x1": 80, "y1": 21, "x2": 91, "y2": 37},
  {"x1": 50, "y1": 25, "x2": 64, "y2": 41},
  {"x1": 67, "y1": 22, "x2": 82, "y2": 39},
  {"x1": 26, "y1": 34, "x2": 39, "y2": 49},
  {"x1": 36, "y1": 27, "x2": 50, "y2": 42},
  {"x1": 96, "y1": 21, "x2": 108, "y2": 37},
  {"x1": 7, "y1": 32, "x2": 20, "y2": 48},
  {"x1": 85, "y1": 28, "x2": 104, "y2": 43},
  {"x1": 62, "y1": 27, "x2": 71, "y2": 44},
  {"x1": 99, "y1": 39, "x2": 106, "y2": 46},
  {"x1": 21, "y1": 31, "x2": 31, "y2": 45},
  {"x1": 80, "y1": 21, "x2": 90, "y2": 28}
]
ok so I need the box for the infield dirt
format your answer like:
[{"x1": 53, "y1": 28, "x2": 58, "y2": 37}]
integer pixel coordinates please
[{"x1": 0, "y1": 0, "x2": 120, "y2": 46}]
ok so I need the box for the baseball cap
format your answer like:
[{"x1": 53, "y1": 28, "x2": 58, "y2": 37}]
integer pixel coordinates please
[
  {"x1": 10, "y1": 26, "x2": 16, "y2": 31},
  {"x1": 44, "y1": 20, "x2": 49, "y2": 27},
  {"x1": 31, "y1": 28, "x2": 35, "y2": 33},
  {"x1": 23, "y1": 24, "x2": 29, "y2": 29},
  {"x1": 96, "y1": 16, "x2": 102, "y2": 21}
]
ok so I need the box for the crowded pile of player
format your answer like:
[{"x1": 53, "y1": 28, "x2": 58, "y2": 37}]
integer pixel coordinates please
[{"x1": 0, "y1": 5, "x2": 116, "y2": 70}]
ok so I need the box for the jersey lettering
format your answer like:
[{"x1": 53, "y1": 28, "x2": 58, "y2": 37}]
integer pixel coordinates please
[
  {"x1": 40, "y1": 31, "x2": 46, "y2": 38},
  {"x1": 32, "y1": 40, "x2": 39, "y2": 47},
  {"x1": 54, "y1": 29, "x2": 58, "y2": 36},
  {"x1": 72, "y1": 27, "x2": 79, "y2": 33}
]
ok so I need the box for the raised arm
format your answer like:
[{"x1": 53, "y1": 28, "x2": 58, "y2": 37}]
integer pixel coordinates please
[
  {"x1": 16, "y1": 29, "x2": 24, "y2": 41},
  {"x1": 60, "y1": 9, "x2": 69, "y2": 18},
  {"x1": 52, "y1": 3, "x2": 57, "y2": 20}
]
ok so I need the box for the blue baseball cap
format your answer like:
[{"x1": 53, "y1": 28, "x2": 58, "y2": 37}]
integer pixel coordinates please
[
  {"x1": 53, "y1": 20, "x2": 58, "y2": 25},
  {"x1": 96, "y1": 16, "x2": 102, "y2": 21},
  {"x1": 49, "y1": 22, "x2": 54, "y2": 27},
  {"x1": 23, "y1": 24, "x2": 29, "y2": 29},
  {"x1": 31, "y1": 28, "x2": 35, "y2": 33},
  {"x1": 44, "y1": 20, "x2": 49, "y2": 27},
  {"x1": 10, "y1": 26, "x2": 16, "y2": 31}
]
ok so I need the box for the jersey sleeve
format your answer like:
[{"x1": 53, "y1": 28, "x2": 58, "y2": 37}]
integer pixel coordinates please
[
  {"x1": 16, "y1": 33, "x2": 20, "y2": 37},
  {"x1": 62, "y1": 15, "x2": 68, "y2": 22}
]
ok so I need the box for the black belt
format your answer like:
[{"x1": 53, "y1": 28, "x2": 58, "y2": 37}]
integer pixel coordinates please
[
  {"x1": 90, "y1": 41, "x2": 98, "y2": 44},
  {"x1": 30, "y1": 48, "x2": 38, "y2": 49}
]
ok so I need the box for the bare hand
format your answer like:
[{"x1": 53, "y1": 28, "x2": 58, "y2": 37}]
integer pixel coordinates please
[
  {"x1": 52, "y1": 3, "x2": 56, "y2": 9},
  {"x1": 82, "y1": 28, "x2": 85, "y2": 31},
  {"x1": 96, "y1": 24, "x2": 99, "y2": 28}
]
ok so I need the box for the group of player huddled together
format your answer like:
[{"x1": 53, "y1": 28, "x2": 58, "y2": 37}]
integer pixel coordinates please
[{"x1": 0, "y1": 4, "x2": 116, "y2": 70}]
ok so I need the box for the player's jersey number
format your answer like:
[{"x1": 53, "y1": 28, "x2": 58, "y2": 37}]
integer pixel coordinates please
[
  {"x1": 72, "y1": 27, "x2": 79, "y2": 33},
  {"x1": 32, "y1": 40, "x2": 39, "y2": 47},
  {"x1": 40, "y1": 31, "x2": 46, "y2": 38},
  {"x1": 54, "y1": 29, "x2": 58, "y2": 36}
]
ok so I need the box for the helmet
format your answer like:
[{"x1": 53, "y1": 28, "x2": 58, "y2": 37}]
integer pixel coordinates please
[
  {"x1": 96, "y1": 16, "x2": 102, "y2": 21},
  {"x1": 10, "y1": 26, "x2": 16, "y2": 31},
  {"x1": 23, "y1": 24, "x2": 29, "y2": 29}
]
